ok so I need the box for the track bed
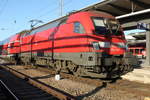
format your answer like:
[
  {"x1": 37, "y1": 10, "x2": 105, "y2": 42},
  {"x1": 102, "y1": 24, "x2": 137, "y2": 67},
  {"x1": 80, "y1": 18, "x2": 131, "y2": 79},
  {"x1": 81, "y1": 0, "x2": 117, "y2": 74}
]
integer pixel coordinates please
[
  {"x1": 4, "y1": 64, "x2": 150, "y2": 100},
  {"x1": 0, "y1": 68, "x2": 58, "y2": 100}
]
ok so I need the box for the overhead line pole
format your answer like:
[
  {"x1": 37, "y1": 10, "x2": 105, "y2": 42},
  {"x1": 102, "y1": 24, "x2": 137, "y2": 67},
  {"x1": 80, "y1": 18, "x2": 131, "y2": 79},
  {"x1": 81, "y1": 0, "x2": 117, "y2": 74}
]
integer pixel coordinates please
[{"x1": 60, "y1": 0, "x2": 63, "y2": 16}]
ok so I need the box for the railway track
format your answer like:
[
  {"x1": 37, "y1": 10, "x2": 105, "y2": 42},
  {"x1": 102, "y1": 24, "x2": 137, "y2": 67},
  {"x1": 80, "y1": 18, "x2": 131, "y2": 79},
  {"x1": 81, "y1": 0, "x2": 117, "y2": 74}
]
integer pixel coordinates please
[
  {"x1": 0, "y1": 68, "x2": 58, "y2": 100},
  {"x1": 0, "y1": 80, "x2": 19, "y2": 100},
  {"x1": 24, "y1": 65, "x2": 150, "y2": 97},
  {"x1": 1, "y1": 61, "x2": 150, "y2": 98},
  {"x1": 0, "y1": 64, "x2": 76, "y2": 100}
]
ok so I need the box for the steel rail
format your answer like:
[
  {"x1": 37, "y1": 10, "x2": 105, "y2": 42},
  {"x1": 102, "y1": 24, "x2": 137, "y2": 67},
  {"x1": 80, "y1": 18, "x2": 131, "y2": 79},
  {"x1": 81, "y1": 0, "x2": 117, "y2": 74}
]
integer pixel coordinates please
[
  {"x1": 0, "y1": 80, "x2": 19, "y2": 100},
  {"x1": 36, "y1": 66, "x2": 150, "y2": 97},
  {"x1": 0, "y1": 65, "x2": 76, "y2": 100}
]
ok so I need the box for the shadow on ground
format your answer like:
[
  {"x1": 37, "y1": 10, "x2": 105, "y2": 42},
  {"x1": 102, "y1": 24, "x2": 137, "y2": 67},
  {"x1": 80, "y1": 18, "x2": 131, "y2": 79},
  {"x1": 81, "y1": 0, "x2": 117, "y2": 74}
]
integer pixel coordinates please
[
  {"x1": 76, "y1": 77, "x2": 122, "y2": 100},
  {"x1": 134, "y1": 58, "x2": 146, "y2": 69},
  {"x1": 76, "y1": 82, "x2": 107, "y2": 100}
]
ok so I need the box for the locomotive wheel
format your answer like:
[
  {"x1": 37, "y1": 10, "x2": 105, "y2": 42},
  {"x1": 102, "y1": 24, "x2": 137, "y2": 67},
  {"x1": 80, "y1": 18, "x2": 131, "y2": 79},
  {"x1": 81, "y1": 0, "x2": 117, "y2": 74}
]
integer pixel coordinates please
[
  {"x1": 68, "y1": 63, "x2": 76, "y2": 73},
  {"x1": 73, "y1": 67, "x2": 82, "y2": 77},
  {"x1": 66, "y1": 62, "x2": 81, "y2": 76},
  {"x1": 106, "y1": 65, "x2": 121, "y2": 78},
  {"x1": 55, "y1": 60, "x2": 62, "y2": 74}
]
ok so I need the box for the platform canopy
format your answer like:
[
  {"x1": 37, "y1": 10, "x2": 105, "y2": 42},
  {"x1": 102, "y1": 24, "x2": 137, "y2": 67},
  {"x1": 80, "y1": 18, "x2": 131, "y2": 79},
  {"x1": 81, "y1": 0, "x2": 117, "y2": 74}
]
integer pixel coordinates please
[
  {"x1": 129, "y1": 32, "x2": 146, "y2": 40},
  {"x1": 80, "y1": 0, "x2": 150, "y2": 30}
]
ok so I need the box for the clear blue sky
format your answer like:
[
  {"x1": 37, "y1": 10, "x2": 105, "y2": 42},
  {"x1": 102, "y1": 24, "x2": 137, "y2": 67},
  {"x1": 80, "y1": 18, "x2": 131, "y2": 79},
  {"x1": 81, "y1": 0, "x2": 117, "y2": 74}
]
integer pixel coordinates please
[
  {"x1": 0, "y1": 0, "x2": 103, "y2": 41},
  {"x1": 0, "y1": 0, "x2": 144, "y2": 41}
]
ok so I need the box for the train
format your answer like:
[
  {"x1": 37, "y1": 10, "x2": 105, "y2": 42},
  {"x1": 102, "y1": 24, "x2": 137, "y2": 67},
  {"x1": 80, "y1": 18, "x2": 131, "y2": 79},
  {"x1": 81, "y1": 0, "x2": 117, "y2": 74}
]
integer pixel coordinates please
[
  {"x1": 0, "y1": 11, "x2": 138, "y2": 78},
  {"x1": 128, "y1": 47, "x2": 146, "y2": 58}
]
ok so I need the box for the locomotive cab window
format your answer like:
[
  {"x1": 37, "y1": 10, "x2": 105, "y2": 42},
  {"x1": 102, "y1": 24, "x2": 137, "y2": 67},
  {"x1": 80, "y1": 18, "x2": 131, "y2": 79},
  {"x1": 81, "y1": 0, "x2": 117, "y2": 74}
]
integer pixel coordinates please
[
  {"x1": 92, "y1": 17, "x2": 108, "y2": 35},
  {"x1": 92, "y1": 17, "x2": 121, "y2": 35},
  {"x1": 74, "y1": 22, "x2": 85, "y2": 33}
]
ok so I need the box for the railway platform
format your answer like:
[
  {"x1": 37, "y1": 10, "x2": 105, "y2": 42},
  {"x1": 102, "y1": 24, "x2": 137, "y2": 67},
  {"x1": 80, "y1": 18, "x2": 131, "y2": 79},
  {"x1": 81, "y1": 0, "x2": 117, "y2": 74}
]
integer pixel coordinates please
[{"x1": 122, "y1": 61, "x2": 150, "y2": 84}]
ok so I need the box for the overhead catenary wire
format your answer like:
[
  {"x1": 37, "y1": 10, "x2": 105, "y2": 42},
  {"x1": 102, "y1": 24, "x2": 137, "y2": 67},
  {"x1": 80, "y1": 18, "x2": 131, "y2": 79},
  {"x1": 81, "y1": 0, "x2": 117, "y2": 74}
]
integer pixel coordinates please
[
  {"x1": 6, "y1": 0, "x2": 58, "y2": 34},
  {"x1": 59, "y1": 0, "x2": 63, "y2": 16},
  {"x1": 32, "y1": 0, "x2": 58, "y2": 16},
  {"x1": 35, "y1": 0, "x2": 73, "y2": 19},
  {"x1": 4, "y1": 0, "x2": 90, "y2": 35}
]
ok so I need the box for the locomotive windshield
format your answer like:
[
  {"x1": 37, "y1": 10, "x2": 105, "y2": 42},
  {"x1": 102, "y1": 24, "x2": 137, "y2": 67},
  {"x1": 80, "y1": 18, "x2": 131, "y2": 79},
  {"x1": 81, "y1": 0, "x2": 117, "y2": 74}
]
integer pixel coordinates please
[{"x1": 92, "y1": 17, "x2": 121, "y2": 36}]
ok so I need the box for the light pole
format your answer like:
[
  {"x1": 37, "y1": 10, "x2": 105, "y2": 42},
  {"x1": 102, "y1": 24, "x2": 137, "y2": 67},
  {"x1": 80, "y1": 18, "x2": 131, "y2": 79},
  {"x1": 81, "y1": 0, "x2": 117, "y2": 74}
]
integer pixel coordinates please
[{"x1": 59, "y1": 0, "x2": 63, "y2": 16}]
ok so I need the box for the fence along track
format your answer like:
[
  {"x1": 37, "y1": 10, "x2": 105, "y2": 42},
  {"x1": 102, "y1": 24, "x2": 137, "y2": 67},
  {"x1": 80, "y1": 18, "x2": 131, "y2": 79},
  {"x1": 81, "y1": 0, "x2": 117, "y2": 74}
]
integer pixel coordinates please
[{"x1": 0, "y1": 65, "x2": 76, "y2": 100}]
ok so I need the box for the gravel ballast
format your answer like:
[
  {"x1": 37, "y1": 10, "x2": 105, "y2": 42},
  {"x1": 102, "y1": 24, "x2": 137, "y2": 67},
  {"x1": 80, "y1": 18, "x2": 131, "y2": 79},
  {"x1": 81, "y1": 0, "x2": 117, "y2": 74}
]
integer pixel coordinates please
[{"x1": 4, "y1": 65, "x2": 147, "y2": 100}]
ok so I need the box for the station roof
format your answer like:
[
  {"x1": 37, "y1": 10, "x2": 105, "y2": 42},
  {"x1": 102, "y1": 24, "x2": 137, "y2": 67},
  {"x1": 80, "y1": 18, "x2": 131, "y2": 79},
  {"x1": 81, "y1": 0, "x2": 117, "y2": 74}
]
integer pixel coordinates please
[
  {"x1": 128, "y1": 40, "x2": 146, "y2": 46},
  {"x1": 80, "y1": 0, "x2": 150, "y2": 30},
  {"x1": 129, "y1": 32, "x2": 146, "y2": 40},
  {"x1": 19, "y1": 0, "x2": 150, "y2": 35},
  {"x1": 126, "y1": 32, "x2": 146, "y2": 46}
]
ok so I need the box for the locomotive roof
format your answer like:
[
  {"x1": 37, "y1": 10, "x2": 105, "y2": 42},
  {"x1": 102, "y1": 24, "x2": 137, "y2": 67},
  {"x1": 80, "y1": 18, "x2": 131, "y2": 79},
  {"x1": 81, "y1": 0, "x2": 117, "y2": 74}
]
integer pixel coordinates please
[
  {"x1": 30, "y1": 0, "x2": 150, "y2": 32},
  {"x1": 23, "y1": 11, "x2": 113, "y2": 35},
  {"x1": 79, "y1": 0, "x2": 150, "y2": 30},
  {"x1": 29, "y1": 15, "x2": 68, "y2": 34}
]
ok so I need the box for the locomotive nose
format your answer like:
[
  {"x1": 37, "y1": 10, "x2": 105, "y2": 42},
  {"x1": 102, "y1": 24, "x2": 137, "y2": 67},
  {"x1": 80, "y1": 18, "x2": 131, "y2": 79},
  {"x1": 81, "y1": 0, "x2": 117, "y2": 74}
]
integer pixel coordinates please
[
  {"x1": 109, "y1": 42, "x2": 127, "y2": 55},
  {"x1": 93, "y1": 41, "x2": 127, "y2": 55}
]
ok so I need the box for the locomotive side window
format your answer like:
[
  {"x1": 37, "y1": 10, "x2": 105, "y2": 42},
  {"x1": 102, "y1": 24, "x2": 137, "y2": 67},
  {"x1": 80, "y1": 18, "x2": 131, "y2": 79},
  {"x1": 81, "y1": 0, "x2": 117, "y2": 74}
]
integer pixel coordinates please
[
  {"x1": 130, "y1": 49, "x2": 133, "y2": 53},
  {"x1": 74, "y1": 22, "x2": 85, "y2": 33},
  {"x1": 135, "y1": 49, "x2": 139, "y2": 54},
  {"x1": 140, "y1": 49, "x2": 144, "y2": 54}
]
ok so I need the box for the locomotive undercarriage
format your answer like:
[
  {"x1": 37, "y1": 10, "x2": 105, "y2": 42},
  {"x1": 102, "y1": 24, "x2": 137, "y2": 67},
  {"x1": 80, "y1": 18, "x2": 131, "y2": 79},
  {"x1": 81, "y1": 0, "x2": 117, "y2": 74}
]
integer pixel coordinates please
[{"x1": 8, "y1": 52, "x2": 137, "y2": 78}]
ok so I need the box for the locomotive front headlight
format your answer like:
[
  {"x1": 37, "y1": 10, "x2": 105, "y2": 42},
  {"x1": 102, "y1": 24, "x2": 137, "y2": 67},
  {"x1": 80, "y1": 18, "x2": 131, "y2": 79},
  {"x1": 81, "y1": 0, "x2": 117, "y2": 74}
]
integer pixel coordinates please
[{"x1": 99, "y1": 42, "x2": 110, "y2": 48}]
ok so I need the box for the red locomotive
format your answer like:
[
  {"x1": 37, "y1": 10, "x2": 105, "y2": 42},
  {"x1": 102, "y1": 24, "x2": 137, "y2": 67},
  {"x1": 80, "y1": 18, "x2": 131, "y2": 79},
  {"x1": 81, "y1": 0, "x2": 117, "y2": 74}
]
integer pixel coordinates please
[{"x1": 0, "y1": 11, "x2": 137, "y2": 78}]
